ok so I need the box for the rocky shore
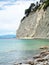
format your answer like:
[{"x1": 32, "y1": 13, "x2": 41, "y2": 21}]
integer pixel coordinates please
[{"x1": 14, "y1": 46, "x2": 49, "y2": 65}]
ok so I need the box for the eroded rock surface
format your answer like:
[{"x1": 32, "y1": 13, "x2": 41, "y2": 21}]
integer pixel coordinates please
[{"x1": 17, "y1": 5, "x2": 49, "y2": 39}]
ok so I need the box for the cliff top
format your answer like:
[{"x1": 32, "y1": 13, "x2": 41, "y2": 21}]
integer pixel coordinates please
[{"x1": 21, "y1": 0, "x2": 49, "y2": 22}]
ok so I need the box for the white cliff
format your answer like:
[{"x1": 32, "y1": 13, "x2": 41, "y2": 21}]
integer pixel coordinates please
[{"x1": 17, "y1": 0, "x2": 49, "y2": 39}]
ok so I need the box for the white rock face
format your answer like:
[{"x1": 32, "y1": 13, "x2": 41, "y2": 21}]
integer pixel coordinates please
[{"x1": 16, "y1": 7, "x2": 49, "y2": 39}]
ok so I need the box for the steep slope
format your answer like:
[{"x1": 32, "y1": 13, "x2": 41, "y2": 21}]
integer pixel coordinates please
[{"x1": 16, "y1": 2, "x2": 49, "y2": 39}]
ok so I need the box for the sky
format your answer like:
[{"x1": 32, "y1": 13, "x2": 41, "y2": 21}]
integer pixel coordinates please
[{"x1": 0, "y1": 0, "x2": 40, "y2": 35}]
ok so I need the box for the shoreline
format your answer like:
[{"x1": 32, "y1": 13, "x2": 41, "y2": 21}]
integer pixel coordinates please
[
  {"x1": 14, "y1": 46, "x2": 49, "y2": 65},
  {"x1": 16, "y1": 37, "x2": 49, "y2": 40}
]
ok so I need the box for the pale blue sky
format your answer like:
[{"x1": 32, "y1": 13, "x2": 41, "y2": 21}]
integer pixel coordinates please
[{"x1": 0, "y1": 0, "x2": 40, "y2": 35}]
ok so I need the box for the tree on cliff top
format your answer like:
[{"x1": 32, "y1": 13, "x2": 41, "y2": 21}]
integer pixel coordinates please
[{"x1": 25, "y1": 3, "x2": 35, "y2": 17}]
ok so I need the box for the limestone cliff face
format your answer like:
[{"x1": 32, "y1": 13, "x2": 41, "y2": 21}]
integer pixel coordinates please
[{"x1": 16, "y1": 6, "x2": 49, "y2": 39}]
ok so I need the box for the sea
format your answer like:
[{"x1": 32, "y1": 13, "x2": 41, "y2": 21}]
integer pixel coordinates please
[{"x1": 0, "y1": 39, "x2": 49, "y2": 65}]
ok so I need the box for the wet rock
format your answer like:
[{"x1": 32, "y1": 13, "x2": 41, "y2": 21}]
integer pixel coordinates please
[
  {"x1": 43, "y1": 61, "x2": 48, "y2": 65},
  {"x1": 25, "y1": 59, "x2": 34, "y2": 65},
  {"x1": 40, "y1": 52, "x2": 49, "y2": 57},
  {"x1": 43, "y1": 54, "x2": 49, "y2": 59},
  {"x1": 40, "y1": 46, "x2": 48, "y2": 50},
  {"x1": 47, "y1": 62, "x2": 49, "y2": 65},
  {"x1": 36, "y1": 62, "x2": 44, "y2": 65},
  {"x1": 40, "y1": 50, "x2": 47, "y2": 55},
  {"x1": 36, "y1": 58, "x2": 48, "y2": 62},
  {"x1": 33, "y1": 54, "x2": 41, "y2": 59}
]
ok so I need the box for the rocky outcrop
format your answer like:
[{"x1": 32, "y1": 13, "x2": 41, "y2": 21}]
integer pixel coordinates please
[{"x1": 16, "y1": 0, "x2": 49, "y2": 39}]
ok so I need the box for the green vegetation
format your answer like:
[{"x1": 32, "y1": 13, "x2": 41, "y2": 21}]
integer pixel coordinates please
[
  {"x1": 21, "y1": 0, "x2": 49, "y2": 22},
  {"x1": 38, "y1": 0, "x2": 49, "y2": 11},
  {"x1": 43, "y1": 0, "x2": 49, "y2": 11},
  {"x1": 38, "y1": 4, "x2": 43, "y2": 10},
  {"x1": 21, "y1": 3, "x2": 35, "y2": 22},
  {"x1": 25, "y1": 3, "x2": 35, "y2": 17},
  {"x1": 38, "y1": 5, "x2": 42, "y2": 10},
  {"x1": 25, "y1": 2, "x2": 40, "y2": 16}
]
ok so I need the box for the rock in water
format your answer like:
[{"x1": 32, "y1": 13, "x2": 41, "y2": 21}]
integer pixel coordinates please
[
  {"x1": 40, "y1": 46, "x2": 48, "y2": 50},
  {"x1": 33, "y1": 54, "x2": 41, "y2": 59}
]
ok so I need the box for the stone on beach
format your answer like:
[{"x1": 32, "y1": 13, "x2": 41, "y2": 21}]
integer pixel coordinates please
[
  {"x1": 25, "y1": 59, "x2": 34, "y2": 65},
  {"x1": 43, "y1": 54, "x2": 49, "y2": 59},
  {"x1": 43, "y1": 61, "x2": 48, "y2": 65},
  {"x1": 33, "y1": 54, "x2": 41, "y2": 59},
  {"x1": 36, "y1": 62, "x2": 44, "y2": 65},
  {"x1": 40, "y1": 50, "x2": 47, "y2": 54},
  {"x1": 40, "y1": 51, "x2": 49, "y2": 57},
  {"x1": 40, "y1": 46, "x2": 48, "y2": 50},
  {"x1": 36, "y1": 58, "x2": 48, "y2": 62}
]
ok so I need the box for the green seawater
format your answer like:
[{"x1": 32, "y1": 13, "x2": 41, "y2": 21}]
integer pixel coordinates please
[{"x1": 0, "y1": 39, "x2": 49, "y2": 65}]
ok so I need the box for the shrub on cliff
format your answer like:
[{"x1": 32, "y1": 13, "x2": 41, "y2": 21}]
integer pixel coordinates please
[
  {"x1": 40, "y1": 0, "x2": 46, "y2": 3},
  {"x1": 25, "y1": 3, "x2": 35, "y2": 17},
  {"x1": 43, "y1": 0, "x2": 49, "y2": 11},
  {"x1": 33, "y1": 2, "x2": 39, "y2": 11},
  {"x1": 21, "y1": 16, "x2": 26, "y2": 22},
  {"x1": 25, "y1": 9, "x2": 30, "y2": 17}
]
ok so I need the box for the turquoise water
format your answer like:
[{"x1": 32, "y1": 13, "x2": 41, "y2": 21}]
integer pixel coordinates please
[{"x1": 0, "y1": 39, "x2": 49, "y2": 65}]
